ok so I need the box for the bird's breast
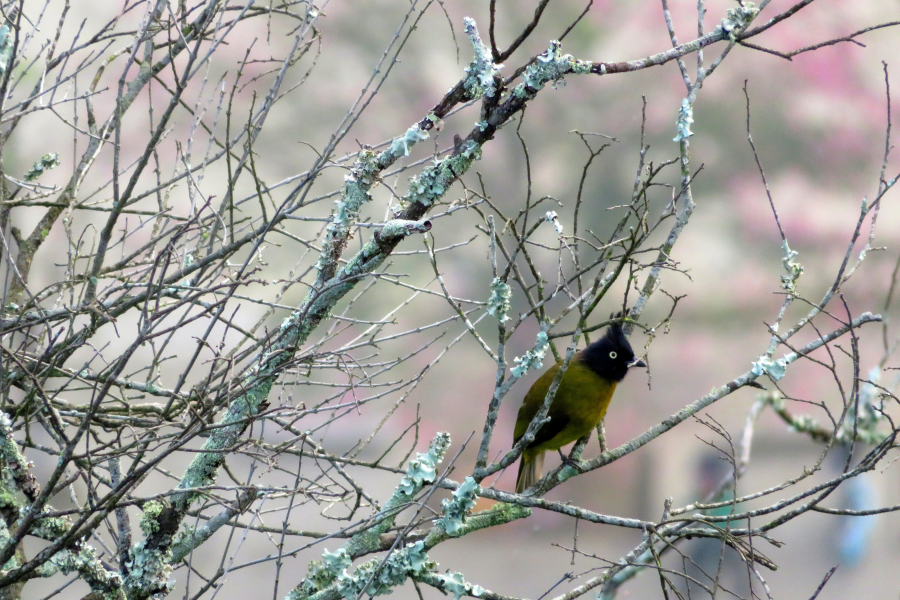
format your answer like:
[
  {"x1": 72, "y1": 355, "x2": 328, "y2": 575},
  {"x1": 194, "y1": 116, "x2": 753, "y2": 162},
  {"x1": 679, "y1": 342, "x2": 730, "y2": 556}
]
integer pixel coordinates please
[{"x1": 558, "y1": 376, "x2": 617, "y2": 432}]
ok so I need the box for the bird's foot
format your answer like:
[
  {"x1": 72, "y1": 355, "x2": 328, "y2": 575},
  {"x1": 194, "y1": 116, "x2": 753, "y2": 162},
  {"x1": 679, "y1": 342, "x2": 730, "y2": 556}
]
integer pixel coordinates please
[{"x1": 557, "y1": 450, "x2": 585, "y2": 474}]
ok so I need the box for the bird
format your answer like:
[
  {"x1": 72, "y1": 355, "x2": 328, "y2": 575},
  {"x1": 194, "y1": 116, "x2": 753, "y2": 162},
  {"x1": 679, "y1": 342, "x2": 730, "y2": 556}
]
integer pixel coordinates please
[{"x1": 513, "y1": 316, "x2": 646, "y2": 493}]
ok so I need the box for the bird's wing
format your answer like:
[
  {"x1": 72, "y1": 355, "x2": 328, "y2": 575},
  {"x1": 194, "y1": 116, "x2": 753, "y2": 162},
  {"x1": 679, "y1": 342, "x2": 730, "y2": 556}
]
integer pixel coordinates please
[
  {"x1": 513, "y1": 362, "x2": 571, "y2": 449},
  {"x1": 524, "y1": 412, "x2": 571, "y2": 450},
  {"x1": 513, "y1": 363, "x2": 560, "y2": 441}
]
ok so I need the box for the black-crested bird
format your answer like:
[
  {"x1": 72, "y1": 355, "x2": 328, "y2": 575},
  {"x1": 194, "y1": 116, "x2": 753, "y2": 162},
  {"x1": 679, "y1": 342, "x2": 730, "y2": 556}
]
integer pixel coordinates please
[{"x1": 513, "y1": 318, "x2": 646, "y2": 493}]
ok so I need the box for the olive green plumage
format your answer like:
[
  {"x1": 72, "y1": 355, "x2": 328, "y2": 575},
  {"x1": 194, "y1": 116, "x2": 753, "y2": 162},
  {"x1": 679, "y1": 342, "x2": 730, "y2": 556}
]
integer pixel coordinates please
[{"x1": 513, "y1": 319, "x2": 645, "y2": 493}]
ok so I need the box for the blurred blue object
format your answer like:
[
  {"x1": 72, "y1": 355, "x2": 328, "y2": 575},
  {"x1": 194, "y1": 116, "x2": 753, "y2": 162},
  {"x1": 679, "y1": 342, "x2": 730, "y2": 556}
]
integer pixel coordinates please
[{"x1": 836, "y1": 475, "x2": 877, "y2": 567}]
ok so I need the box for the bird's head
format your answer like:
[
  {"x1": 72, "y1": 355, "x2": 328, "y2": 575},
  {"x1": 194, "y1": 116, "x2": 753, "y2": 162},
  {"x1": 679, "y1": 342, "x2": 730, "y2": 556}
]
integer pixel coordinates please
[{"x1": 581, "y1": 316, "x2": 647, "y2": 382}]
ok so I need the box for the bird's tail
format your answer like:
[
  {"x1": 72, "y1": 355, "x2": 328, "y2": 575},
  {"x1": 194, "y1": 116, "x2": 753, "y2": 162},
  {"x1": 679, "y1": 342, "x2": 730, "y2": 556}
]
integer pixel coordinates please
[{"x1": 515, "y1": 451, "x2": 544, "y2": 493}]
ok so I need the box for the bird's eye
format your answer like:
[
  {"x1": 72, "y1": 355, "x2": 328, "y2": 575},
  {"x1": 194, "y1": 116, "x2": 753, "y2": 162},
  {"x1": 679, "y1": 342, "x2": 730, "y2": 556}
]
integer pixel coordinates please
[{"x1": 609, "y1": 351, "x2": 617, "y2": 359}]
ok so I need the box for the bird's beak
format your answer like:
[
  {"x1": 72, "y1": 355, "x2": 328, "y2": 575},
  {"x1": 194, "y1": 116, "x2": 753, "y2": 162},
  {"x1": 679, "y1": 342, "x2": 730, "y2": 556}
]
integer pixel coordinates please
[{"x1": 629, "y1": 358, "x2": 647, "y2": 369}]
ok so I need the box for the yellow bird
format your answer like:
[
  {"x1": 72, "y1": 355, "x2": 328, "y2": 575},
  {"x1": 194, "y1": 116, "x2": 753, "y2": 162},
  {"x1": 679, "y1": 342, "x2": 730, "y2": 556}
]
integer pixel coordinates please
[{"x1": 513, "y1": 319, "x2": 646, "y2": 493}]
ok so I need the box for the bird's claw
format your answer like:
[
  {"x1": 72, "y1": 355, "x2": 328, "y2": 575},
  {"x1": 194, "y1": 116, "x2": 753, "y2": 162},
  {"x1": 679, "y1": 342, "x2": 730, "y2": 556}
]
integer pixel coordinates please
[{"x1": 557, "y1": 450, "x2": 585, "y2": 473}]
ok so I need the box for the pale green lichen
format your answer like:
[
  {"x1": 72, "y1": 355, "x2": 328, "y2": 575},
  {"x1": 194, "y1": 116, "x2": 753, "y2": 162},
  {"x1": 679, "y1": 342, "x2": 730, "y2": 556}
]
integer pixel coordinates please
[
  {"x1": 316, "y1": 149, "x2": 381, "y2": 273},
  {"x1": 428, "y1": 501, "x2": 531, "y2": 545},
  {"x1": 434, "y1": 571, "x2": 485, "y2": 600},
  {"x1": 1, "y1": 410, "x2": 17, "y2": 450},
  {"x1": 397, "y1": 434, "x2": 449, "y2": 496},
  {"x1": 462, "y1": 18, "x2": 503, "y2": 99},
  {"x1": 406, "y1": 144, "x2": 481, "y2": 208},
  {"x1": 521, "y1": 40, "x2": 593, "y2": 91},
  {"x1": 294, "y1": 435, "x2": 452, "y2": 599},
  {"x1": 0, "y1": 24, "x2": 12, "y2": 76},
  {"x1": 23, "y1": 153, "x2": 61, "y2": 182},
  {"x1": 0, "y1": 412, "x2": 36, "y2": 517},
  {"x1": 0, "y1": 478, "x2": 120, "y2": 595},
  {"x1": 379, "y1": 219, "x2": 431, "y2": 239},
  {"x1": 511, "y1": 331, "x2": 549, "y2": 377},
  {"x1": 673, "y1": 98, "x2": 694, "y2": 142},
  {"x1": 545, "y1": 211, "x2": 563, "y2": 234},
  {"x1": 765, "y1": 390, "x2": 887, "y2": 445},
  {"x1": 487, "y1": 278, "x2": 511, "y2": 323},
  {"x1": 172, "y1": 345, "x2": 288, "y2": 512},
  {"x1": 169, "y1": 524, "x2": 197, "y2": 561},
  {"x1": 788, "y1": 414, "x2": 817, "y2": 434},
  {"x1": 286, "y1": 589, "x2": 305, "y2": 600},
  {"x1": 334, "y1": 541, "x2": 435, "y2": 599},
  {"x1": 1, "y1": 415, "x2": 94, "y2": 583},
  {"x1": 557, "y1": 461, "x2": 581, "y2": 483},
  {"x1": 123, "y1": 541, "x2": 174, "y2": 596},
  {"x1": 389, "y1": 124, "x2": 429, "y2": 158},
  {"x1": 840, "y1": 366, "x2": 886, "y2": 442},
  {"x1": 140, "y1": 500, "x2": 164, "y2": 536},
  {"x1": 163, "y1": 115, "x2": 443, "y2": 598},
  {"x1": 297, "y1": 548, "x2": 352, "y2": 595},
  {"x1": 780, "y1": 240, "x2": 803, "y2": 292},
  {"x1": 0, "y1": 517, "x2": 15, "y2": 572},
  {"x1": 28, "y1": 511, "x2": 70, "y2": 540},
  {"x1": 440, "y1": 477, "x2": 481, "y2": 535},
  {"x1": 750, "y1": 355, "x2": 787, "y2": 381},
  {"x1": 323, "y1": 548, "x2": 352, "y2": 572},
  {"x1": 460, "y1": 140, "x2": 481, "y2": 159},
  {"x1": 45, "y1": 544, "x2": 123, "y2": 593},
  {"x1": 715, "y1": 3, "x2": 758, "y2": 41}
]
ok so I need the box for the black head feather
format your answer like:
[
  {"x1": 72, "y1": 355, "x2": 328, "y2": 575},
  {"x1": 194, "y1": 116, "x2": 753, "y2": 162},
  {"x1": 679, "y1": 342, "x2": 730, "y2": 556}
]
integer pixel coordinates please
[{"x1": 580, "y1": 313, "x2": 646, "y2": 382}]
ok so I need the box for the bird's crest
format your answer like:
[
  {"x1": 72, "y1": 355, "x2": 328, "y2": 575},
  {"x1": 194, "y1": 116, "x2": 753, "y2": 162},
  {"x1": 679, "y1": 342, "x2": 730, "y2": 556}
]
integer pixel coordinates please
[{"x1": 603, "y1": 312, "x2": 629, "y2": 349}]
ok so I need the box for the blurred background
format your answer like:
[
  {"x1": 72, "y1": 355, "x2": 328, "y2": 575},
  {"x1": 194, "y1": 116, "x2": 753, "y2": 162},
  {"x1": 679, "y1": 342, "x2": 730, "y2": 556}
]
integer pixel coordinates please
[{"x1": 12, "y1": 0, "x2": 900, "y2": 598}]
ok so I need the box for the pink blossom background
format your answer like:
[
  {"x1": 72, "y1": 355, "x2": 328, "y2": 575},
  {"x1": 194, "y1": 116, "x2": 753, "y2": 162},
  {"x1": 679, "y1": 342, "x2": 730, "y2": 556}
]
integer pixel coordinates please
[{"x1": 13, "y1": 0, "x2": 900, "y2": 598}]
